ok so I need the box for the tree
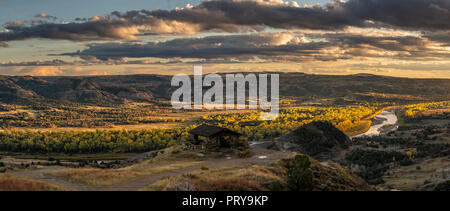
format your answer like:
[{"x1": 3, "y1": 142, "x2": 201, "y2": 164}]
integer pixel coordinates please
[{"x1": 286, "y1": 155, "x2": 313, "y2": 191}]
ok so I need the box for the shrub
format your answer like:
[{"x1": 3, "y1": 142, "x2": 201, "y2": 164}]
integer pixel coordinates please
[
  {"x1": 346, "y1": 149, "x2": 412, "y2": 184},
  {"x1": 268, "y1": 181, "x2": 283, "y2": 191}
]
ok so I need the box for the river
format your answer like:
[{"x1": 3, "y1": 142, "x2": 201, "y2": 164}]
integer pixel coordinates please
[
  {"x1": 249, "y1": 109, "x2": 400, "y2": 148},
  {"x1": 352, "y1": 110, "x2": 399, "y2": 138}
]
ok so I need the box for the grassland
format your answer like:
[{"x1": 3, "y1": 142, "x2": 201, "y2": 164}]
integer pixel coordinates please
[
  {"x1": 49, "y1": 155, "x2": 203, "y2": 187},
  {"x1": 382, "y1": 157, "x2": 450, "y2": 191},
  {"x1": 143, "y1": 165, "x2": 286, "y2": 191},
  {"x1": 0, "y1": 173, "x2": 69, "y2": 191}
]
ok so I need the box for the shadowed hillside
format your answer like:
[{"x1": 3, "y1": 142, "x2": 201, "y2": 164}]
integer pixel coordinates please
[
  {"x1": 276, "y1": 121, "x2": 351, "y2": 161},
  {"x1": 0, "y1": 73, "x2": 448, "y2": 105}
]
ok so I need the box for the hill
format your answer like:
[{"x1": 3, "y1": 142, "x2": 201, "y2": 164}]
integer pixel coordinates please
[
  {"x1": 276, "y1": 121, "x2": 351, "y2": 161},
  {"x1": 0, "y1": 73, "x2": 449, "y2": 105},
  {"x1": 0, "y1": 76, "x2": 41, "y2": 103}
]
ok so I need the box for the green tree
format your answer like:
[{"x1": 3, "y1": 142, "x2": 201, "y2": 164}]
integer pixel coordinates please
[{"x1": 286, "y1": 155, "x2": 313, "y2": 191}]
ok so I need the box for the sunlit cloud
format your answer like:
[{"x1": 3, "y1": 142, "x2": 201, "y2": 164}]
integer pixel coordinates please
[
  {"x1": 34, "y1": 13, "x2": 57, "y2": 21},
  {"x1": 0, "y1": 0, "x2": 449, "y2": 78}
]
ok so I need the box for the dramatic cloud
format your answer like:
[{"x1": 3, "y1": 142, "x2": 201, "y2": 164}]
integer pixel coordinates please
[
  {"x1": 65, "y1": 32, "x2": 318, "y2": 60},
  {"x1": 1, "y1": 0, "x2": 449, "y2": 45},
  {"x1": 311, "y1": 33, "x2": 449, "y2": 60},
  {"x1": 1, "y1": 0, "x2": 449, "y2": 78},
  {"x1": 63, "y1": 31, "x2": 449, "y2": 63}
]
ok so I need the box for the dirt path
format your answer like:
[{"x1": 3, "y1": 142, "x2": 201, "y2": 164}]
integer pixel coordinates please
[{"x1": 9, "y1": 149, "x2": 293, "y2": 191}]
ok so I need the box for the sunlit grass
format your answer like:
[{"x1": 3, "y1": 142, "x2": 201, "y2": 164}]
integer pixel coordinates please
[{"x1": 0, "y1": 174, "x2": 69, "y2": 191}]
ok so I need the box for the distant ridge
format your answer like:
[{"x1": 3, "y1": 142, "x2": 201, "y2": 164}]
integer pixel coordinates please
[{"x1": 0, "y1": 73, "x2": 449, "y2": 105}]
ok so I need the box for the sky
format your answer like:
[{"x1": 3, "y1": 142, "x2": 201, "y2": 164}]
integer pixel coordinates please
[{"x1": 0, "y1": 0, "x2": 449, "y2": 78}]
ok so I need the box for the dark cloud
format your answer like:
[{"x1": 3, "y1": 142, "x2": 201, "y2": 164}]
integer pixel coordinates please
[
  {"x1": 0, "y1": 18, "x2": 145, "y2": 42},
  {"x1": 63, "y1": 33, "x2": 323, "y2": 61},
  {"x1": 63, "y1": 32, "x2": 449, "y2": 63},
  {"x1": 314, "y1": 33, "x2": 433, "y2": 58},
  {"x1": 135, "y1": 0, "x2": 361, "y2": 31},
  {"x1": 423, "y1": 31, "x2": 450, "y2": 46},
  {"x1": 2, "y1": 31, "x2": 448, "y2": 66},
  {"x1": 131, "y1": 0, "x2": 450, "y2": 31},
  {"x1": 342, "y1": 0, "x2": 450, "y2": 30},
  {"x1": 1, "y1": 0, "x2": 450, "y2": 45}
]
